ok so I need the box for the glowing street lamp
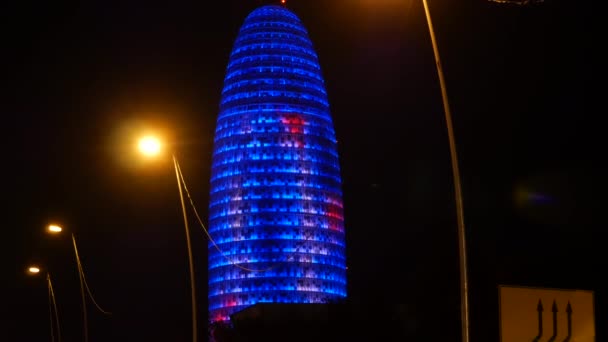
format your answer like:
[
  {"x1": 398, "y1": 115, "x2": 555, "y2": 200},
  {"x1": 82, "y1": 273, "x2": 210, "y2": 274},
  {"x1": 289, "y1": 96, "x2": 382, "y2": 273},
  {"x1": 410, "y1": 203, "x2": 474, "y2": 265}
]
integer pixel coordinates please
[
  {"x1": 44, "y1": 224, "x2": 110, "y2": 342},
  {"x1": 138, "y1": 136, "x2": 162, "y2": 157},
  {"x1": 28, "y1": 266, "x2": 41, "y2": 274},
  {"x1": 47, "y1": 225, "x2": 63, "y2": 234},
  {"x1": 137, "y1": 135, "x2": 198, "y2": 342},
  {"x1": 27, "y1": 265, "x2": 61, "y2": 342}
]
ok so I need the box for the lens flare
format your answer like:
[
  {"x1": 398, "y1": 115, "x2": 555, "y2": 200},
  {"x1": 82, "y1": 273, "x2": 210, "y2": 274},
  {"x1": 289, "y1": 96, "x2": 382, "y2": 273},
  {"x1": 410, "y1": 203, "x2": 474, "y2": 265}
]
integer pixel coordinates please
[{"x1": 138, "y1": 136, "x2": 161, "y2": 156}]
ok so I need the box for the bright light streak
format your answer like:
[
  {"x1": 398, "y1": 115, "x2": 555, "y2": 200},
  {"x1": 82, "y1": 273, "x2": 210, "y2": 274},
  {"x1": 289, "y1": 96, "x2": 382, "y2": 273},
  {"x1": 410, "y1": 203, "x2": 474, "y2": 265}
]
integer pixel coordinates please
[
  {"x1": 28, "y1": 266, "x2": 41, "y2": 274},
  {"x1": 48, "y1": 224, "x2": 62, "y2": 233},
  {"x1": 138, "y1": 136, "x2": 162, "y2": 156}
]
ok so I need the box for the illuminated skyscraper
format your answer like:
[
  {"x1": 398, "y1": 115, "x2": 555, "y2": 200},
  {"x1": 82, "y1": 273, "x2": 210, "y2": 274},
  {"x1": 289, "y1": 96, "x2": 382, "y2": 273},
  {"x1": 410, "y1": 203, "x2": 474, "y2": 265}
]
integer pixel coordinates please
[{"x1": 208, "y1": 5, "x2": 346, "y2": 322}]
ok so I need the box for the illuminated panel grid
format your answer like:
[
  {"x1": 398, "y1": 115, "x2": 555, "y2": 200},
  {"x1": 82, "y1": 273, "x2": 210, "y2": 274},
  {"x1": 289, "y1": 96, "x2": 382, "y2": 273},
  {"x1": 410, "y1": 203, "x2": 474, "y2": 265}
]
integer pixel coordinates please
[{"x1": 208, "y1": 5, "x2": 346, "y2": 322}]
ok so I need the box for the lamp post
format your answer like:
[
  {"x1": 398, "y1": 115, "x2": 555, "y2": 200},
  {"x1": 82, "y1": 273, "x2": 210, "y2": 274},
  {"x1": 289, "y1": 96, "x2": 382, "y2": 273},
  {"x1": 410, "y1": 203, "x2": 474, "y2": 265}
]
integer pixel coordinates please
[
  {"x1": 45, "y1": 224, "x2": 110, "y2": 342},
  {"x1": 419, "y1": 2, "x2": 469, "y2": 341},
  {"x1": 138, "y1": 136, "x2": 198, "y2": 342},
  {"x1": 45, "y1": 224, "x2": 88, "y2": 342},
  {"x1": 377, "y1": 1, "x2": 534, "y2": 340},
  {"x1": 27, "y1": 265, "x2": 61, "y2": 342},
  {"x1": 366, "y1": 0, "x2": 470, "y2": 339}
]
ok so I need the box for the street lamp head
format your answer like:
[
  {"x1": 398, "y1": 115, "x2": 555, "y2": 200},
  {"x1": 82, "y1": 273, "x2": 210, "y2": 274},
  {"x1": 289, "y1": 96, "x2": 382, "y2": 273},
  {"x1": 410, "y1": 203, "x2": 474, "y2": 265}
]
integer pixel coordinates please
[
  {"x1": 138, "y1": 136, "x2": 162, "y2": 157},
  {"x1": 47, "y1": 224, "x2": 63, "y2": 234},
  {"x1": 28, "y1": 266, "x2": 41, "y2": 274}
]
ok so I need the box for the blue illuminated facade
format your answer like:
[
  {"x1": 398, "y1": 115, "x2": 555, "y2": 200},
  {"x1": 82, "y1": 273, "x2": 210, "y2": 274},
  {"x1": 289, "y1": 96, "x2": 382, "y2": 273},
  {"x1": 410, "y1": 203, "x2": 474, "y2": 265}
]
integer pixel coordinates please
[{"x1": 208, "y1": 5, "x2": 346, "y2": 322}]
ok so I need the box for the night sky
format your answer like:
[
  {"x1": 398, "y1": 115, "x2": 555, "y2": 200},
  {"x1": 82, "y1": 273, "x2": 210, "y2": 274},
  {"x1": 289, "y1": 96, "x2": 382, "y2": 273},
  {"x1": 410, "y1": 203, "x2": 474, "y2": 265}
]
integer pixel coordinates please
[{"x1": 3, "y1": 0, "x2": 602, "y2": 341}]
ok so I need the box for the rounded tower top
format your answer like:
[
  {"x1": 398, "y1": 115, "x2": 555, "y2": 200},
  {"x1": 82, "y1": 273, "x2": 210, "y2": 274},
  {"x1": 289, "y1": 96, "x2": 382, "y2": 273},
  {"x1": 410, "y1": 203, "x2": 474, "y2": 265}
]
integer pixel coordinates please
[
  {"x1": 245, "y1": 4, "x2": 299, "y2": 20},
  {"x1": 235, "y1": 4, "x2": 311, "y2": 50},
  {"x1": 219, "y1": 4, "x2": 329, "y2": 122}
]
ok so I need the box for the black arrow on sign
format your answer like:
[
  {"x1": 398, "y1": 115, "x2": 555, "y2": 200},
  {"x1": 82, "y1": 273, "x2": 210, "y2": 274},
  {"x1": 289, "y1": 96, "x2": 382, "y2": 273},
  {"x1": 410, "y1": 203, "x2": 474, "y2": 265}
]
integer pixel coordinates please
[
  {"x1": 532, "y1": 299, "x2": 543, "y2": 342},
  {"x1": 562, "y1": 301, "x2": 572, "y2": 342},
  {"x1": 547, "y1": 300, "x2": 558, "y2": 342}
]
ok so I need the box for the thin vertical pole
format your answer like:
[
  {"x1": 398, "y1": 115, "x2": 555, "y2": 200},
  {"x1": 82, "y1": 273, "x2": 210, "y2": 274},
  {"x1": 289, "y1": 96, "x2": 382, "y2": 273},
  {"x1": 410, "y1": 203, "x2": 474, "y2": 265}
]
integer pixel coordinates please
[
  {"x1": 72, "y1": 234, "x2": 88, "y2": 342},
  {"x1": 421, "y1": 1, "x2": 470, "y2": 341},
  {"x1": 173, "y1": 154, "x2": 198, "y2": 342},
  {"x1": 47, "y1": 273, "x2": 55, "y2": 342},
  {"x1": 47, "y1": 273, "x2": 61, "y2": 342}
]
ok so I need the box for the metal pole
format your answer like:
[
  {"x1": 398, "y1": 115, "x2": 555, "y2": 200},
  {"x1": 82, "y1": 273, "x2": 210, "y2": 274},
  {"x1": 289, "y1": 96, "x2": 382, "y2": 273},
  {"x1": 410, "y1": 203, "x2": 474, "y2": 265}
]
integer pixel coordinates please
[
  {"x1": 173, "y1": 154, "x2": 198, "y2": 342},
  {"x1": 72, "y1": 234, "x2": 88, "y2": 342},
  {"x1": 421, "y1": 1, "x2": 470, "y2": 341},
  {"x1": 47, "y1": 273, "x2": 61, "y2": 342},
  {"x1": 47, "y1": 273, "x2": 55, "y2": 342}
]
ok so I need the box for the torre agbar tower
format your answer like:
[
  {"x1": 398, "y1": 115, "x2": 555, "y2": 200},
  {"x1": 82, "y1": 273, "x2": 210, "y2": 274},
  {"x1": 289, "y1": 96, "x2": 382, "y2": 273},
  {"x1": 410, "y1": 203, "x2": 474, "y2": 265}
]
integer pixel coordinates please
[{"x1": 208, "y1": 5, "x2": 346, "y2": 322}]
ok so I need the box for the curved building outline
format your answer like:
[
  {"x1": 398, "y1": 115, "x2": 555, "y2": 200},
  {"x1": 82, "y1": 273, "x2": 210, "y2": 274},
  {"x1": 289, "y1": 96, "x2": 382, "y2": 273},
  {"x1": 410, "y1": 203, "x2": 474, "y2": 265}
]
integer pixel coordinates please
[{"x1": 208, "y1": 4, "x2": 346, "y2": 322}]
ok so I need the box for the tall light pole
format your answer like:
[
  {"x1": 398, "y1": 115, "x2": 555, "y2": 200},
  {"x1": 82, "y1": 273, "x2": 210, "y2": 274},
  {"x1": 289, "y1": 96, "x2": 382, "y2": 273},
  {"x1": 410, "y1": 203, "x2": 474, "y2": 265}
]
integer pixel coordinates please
[
  {"x1": 366, "y1": 0, "x2": 470, "y2": 339},
  {"x1": 389, "y1": 1, "x2": 531, "y2": 339},
  {"x1": 46, "y1": 224, "x2": 88, "y2": 342},
  {"x1": 138, "y1": 136, "x2": 198, "y2": 342},
  {"x1": 27, "y1": 265, "x2": 61, "y2": 342},
  {"x1": 421, "y1": 1, "x2": 469, "y2": 341},
  {"x1": 46, "y1": 224, "x2": 111, "y2": 342}
]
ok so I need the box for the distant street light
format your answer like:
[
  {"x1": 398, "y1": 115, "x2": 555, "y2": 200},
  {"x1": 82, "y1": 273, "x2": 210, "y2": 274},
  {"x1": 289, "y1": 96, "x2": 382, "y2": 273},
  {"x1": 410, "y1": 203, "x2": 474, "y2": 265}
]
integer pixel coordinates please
[
  {"x1": 28, "y1": 266, "x2": 41, "y2": 274},
  {"x1": 137, "y1": 135, "x2": 198, "y2": 342},
  {"x1": 47, "y1": 225, "x2": 63, "y2": 233},
  {"x1": 27, "y1": 265, "x2": 61, "y2": 342},
  {"x1": 45, "y1": 224, "x2": 110, "y2": 342}
]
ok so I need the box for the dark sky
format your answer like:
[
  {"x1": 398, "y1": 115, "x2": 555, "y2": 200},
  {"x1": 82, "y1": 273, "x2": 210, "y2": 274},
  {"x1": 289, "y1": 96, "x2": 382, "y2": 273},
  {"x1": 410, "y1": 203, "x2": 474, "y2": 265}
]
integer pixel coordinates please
[{"x1": 3, "y1": 0, "x2": 603, "y2": 341}]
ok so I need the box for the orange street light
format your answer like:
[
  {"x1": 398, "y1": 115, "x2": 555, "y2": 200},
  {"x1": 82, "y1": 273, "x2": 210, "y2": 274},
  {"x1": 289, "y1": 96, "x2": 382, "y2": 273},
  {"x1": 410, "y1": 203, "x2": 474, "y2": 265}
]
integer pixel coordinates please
[
  {"x1": 137, "y1": 135, "x2": 198, "y2": 342},
  {"x1": 27, "y1": 265, "x2": 61, "y2": 342},
  {"x1": 47, "y1": 224, "x2": 63, "y2": 234},
  {"x1": 138, "y1": 136, "x2": 162, "y2": 157},
  {"x1": 43, "y1": 224, "x2": 110, "y2": 342}
]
